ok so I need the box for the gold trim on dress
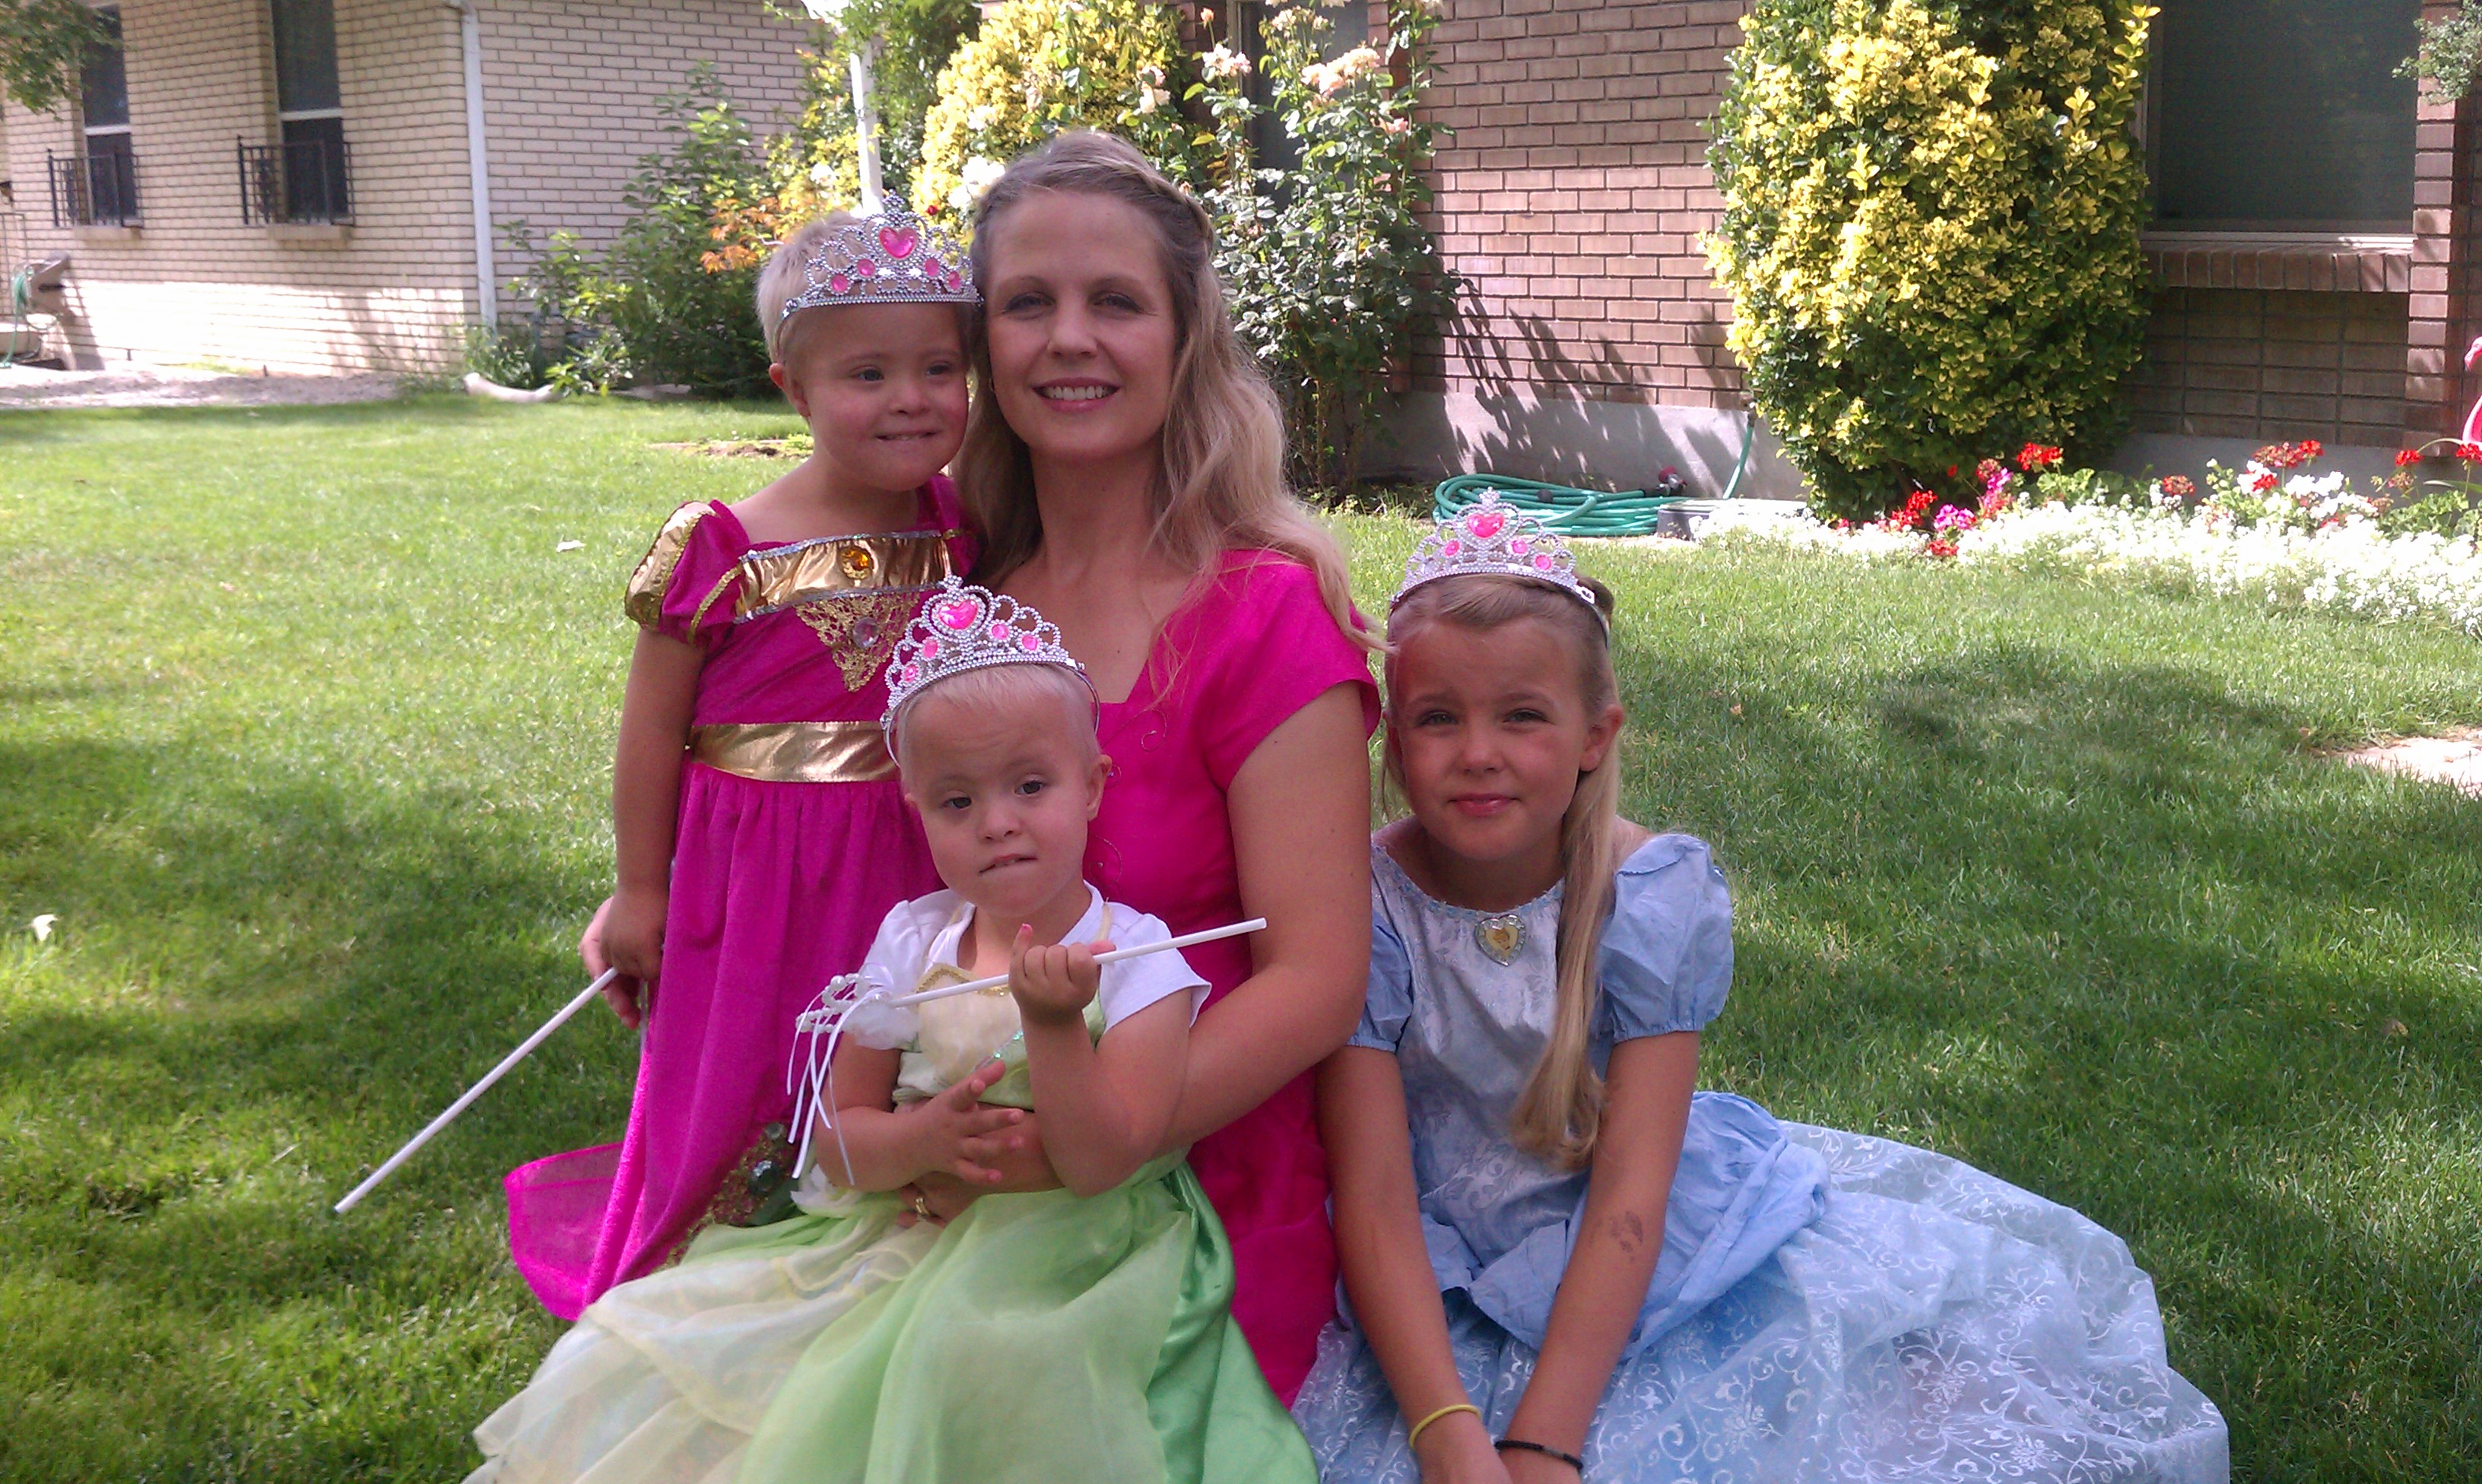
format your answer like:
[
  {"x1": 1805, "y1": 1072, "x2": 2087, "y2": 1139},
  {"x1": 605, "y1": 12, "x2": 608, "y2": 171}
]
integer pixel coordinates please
[
  {"x1": 684, "y1": 528, "x2": 963, "y2": 636},
  {"x1": 624, "y1": 502, "x2": 716, "y2": 630},
  {"x1": 688, "y1": 721, "x2": 898, "y2": 783},
  {"x1": 798, "y1": 588, "x2": 925, "y2": 690}
]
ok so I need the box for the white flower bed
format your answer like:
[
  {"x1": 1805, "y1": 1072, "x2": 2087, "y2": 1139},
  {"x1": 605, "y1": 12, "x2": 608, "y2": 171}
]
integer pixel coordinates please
[{"x1": 1698, "y1": 500, "x2": 2482, "y2": 637}]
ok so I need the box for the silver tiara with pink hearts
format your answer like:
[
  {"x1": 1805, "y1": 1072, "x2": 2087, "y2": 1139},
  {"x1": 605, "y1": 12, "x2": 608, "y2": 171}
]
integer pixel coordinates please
[
  {"x1": 1394, "y1": 493, "x2": 1600, "y2": 612},
  {"x1": 881, "y1": 577, "x2": 1089, "y2": 730},
  {"x1": 780, "y1": 196, "x2": 978, "y2": 324}
]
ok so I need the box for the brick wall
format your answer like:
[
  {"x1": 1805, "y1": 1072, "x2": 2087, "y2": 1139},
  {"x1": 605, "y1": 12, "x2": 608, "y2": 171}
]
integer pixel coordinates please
[
  {"x1": 478, "y1": 0, "x2": 811, "y2": 319},
  {"x1": 1411, "y1": 0, "x2": 1747, "y2": 411},
  {"x1": 0, "y1": 0, "x2": 476, "y2": 374},
  {"x1": 0, "y1": 0, "x2": 809, "y2": 374},
  {"x1": 2131, "y1": 288, "x2": 2411, "y2": 447}
]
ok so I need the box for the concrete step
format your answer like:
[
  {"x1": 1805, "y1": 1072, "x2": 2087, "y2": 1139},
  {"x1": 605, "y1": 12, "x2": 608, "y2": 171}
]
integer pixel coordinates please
[{"x1": 2, "y1": 319, "x2": 47, "y2": 360}]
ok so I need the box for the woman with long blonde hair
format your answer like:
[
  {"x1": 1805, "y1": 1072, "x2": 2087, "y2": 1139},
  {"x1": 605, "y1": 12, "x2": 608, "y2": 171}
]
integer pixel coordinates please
[{"x1": 867, "y1": 131, "x2": 1380, "y2": 1406}]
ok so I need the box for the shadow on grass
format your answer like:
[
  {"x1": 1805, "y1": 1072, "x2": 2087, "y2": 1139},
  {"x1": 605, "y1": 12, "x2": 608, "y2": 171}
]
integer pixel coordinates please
[
  {"x1": 1619, "y1": 637, "x2": 2480, "y2": 1476},
  {"x1": 0, "y1": 731, "x2": 632, "y2": 1302}
]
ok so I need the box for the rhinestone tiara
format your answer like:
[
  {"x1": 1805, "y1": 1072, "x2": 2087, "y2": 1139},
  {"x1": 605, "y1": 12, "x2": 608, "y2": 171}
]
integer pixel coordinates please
[
  {"x1": 881, "y1": 577, "x2": 1090, "y2": 731},
  {"x1": 1394, "y1": 492, "x2": 1600, "y2": 612},
  {"x1": 780, "y1": 195, "x2": 978, "y2": 324}
]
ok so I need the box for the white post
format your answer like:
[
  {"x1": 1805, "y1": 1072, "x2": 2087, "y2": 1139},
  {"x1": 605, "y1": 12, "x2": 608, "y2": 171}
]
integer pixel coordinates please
[
  {"x1": 851, "y1": 40, "x2": 884, "y2": 211},
  {"x1": 453, "y1": 0, "x2": 497, "y2": 326},
  {"x1": 803, "y1": 0, "x2": 882, "y2": 211}
]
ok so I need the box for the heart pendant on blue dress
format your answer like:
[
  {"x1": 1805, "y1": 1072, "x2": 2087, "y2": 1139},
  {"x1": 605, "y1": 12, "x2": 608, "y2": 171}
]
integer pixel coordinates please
[{"x1": 1474, "y1": 915, "x2": 1524, "y2": 965}]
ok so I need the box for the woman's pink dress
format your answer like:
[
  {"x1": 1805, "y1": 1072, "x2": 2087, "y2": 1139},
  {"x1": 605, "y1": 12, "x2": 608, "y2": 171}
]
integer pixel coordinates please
[
  {"x1": 1083, "y1": 549, "x2": 1379, "y2": 1403},
  {"x1": 505, "y1": 480, "x2": 975, "y2": 1320}
]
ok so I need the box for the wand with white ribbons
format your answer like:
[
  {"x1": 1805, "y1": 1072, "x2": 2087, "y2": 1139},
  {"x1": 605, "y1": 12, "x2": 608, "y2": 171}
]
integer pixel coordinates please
[
  {"x1": 789, "y1": 917, "x2": 1267, "y2": 1187},
  {"x1": 333, "y1": 968, "x2": 623, "y2": 1215}
]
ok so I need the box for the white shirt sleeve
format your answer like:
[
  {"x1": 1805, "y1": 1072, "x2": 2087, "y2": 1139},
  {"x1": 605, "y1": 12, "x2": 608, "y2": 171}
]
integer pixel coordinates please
[
  {"x1": 1093, "y1": 905, "x2": 1212, "y2": 1032},
  {"x1": 840, "y1": 891, "x2": 960, "y2": 1050}
]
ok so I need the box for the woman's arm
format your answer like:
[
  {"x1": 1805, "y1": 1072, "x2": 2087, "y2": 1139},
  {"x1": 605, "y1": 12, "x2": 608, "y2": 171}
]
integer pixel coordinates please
[
  {"x1": 1496, "y1": 1032, "x2": 1700, "y2": 1474},
  {"x1": 1322, "y1": 1047, "x2": 1510, "y2": 1484},
  {"x1": 597, "y1": 629, "x2": 703, "y2": 1026},
  {"x1": 1166, "y1": 681, "x2": 1373, "y2": 1145}
]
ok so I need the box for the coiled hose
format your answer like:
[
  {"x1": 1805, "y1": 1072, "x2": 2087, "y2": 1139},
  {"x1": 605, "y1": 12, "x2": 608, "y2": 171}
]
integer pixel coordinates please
[
  {"x1": 1430, "y1": 415, "x2": 1755, "y2": 535},
  {"x1": 2, "y1": 267, "x2": 32, "y2": 369}
]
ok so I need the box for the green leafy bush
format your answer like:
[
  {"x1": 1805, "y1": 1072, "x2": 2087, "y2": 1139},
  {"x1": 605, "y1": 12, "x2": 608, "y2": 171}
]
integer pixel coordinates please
[
  {"x1": 914, "y1": 0, "x2": 1191, "y2": 220},
  {"x1": 773, "y1": 0, "x2": 981, "y2": 212},
  {"x1": 2399, "y1": 1, "x2": 2482, "y2": 99},
  {"x1": 1199, "y1": 0, "x2": 1458, "y2": 489},
  {"x1": 1709, "y1": 0, "x2": 2157, "y2": 522},
  {"x1": 489, "y1": 71, "x2": 775, "y2": 398}
]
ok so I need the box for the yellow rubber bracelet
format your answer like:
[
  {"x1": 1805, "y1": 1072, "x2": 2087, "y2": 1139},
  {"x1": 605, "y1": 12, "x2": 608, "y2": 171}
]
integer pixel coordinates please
[{"x1": 1405, "y1": 1402, "x2": 1482, "y2": 1449}]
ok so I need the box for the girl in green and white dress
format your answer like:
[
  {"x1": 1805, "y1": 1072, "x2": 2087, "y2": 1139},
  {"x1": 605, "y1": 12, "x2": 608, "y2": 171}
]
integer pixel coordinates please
[{"x1": 471, "y1": 581, "x2": 1316, "y2": 1484}]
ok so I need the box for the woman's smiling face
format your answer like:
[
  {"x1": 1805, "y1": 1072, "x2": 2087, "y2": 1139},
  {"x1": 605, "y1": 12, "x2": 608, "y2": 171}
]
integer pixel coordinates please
[{"x1": 980, "y1": 189, "x2": 1179, "y2": 472}]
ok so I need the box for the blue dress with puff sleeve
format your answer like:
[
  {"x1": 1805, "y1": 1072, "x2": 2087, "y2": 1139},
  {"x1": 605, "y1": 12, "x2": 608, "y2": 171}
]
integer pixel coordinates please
[{"x1": 1290, "y1": 835, "x2": 2230, "y2": 1482}]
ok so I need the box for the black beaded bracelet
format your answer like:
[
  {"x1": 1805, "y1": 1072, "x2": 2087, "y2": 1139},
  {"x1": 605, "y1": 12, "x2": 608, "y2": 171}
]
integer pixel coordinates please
[{"x1": 1494, "y1": 1438, "x2": 1585, "y2": 1473}]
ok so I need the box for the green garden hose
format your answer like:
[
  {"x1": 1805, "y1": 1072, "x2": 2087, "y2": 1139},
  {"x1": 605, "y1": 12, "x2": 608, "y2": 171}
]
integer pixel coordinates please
[
  {"x1": 1431, "y1": 416, "x2": 1757, "y2": 536},
  {"x1": 1431, "y1": 474, "x2": 1687, "y2": 536},
  {"x1": 2, "y1": 268, "x2": 31, "y2": 369}
]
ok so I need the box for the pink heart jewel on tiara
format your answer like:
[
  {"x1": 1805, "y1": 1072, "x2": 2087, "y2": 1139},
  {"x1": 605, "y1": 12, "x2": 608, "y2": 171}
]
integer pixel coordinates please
[
  {"x1": 1468, "y1": 509, "x2": 1506, "y2": 539},
  {"x1": 938, "y1": 599, "x2": 979, "y2": 631},
  {"x1": 880, "y1": 227, "x2": 919, "y2": 261}
]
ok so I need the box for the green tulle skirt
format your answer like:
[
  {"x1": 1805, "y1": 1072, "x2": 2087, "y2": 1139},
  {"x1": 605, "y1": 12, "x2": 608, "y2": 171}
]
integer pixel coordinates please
[{"x1": 471, "y1": 1156, "x2": 1314, "y2": 1484}]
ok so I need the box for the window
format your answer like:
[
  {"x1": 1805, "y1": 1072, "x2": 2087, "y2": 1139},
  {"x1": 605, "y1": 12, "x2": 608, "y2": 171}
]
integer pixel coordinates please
[
  {"x1": 65, "y1": 5, "x2": 138, "y2": 225},
  {"x1": 2147, "y1": 0, "x2": 2419, "y2": 234},
  {"x1": 269, "y1": 0, "x2": 348, "y2": 220}
]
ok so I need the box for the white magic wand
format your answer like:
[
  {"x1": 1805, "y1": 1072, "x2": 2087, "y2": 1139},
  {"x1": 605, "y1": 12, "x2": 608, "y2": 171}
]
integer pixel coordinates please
[{"x1": 332, "y1": 968, "x2": 621, "y2": 1214}]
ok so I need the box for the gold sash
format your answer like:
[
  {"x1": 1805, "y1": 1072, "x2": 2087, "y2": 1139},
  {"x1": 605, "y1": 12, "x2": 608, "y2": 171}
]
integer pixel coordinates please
[{"x1": 688, "y1": 721, "x2": 897, "y2": 783}]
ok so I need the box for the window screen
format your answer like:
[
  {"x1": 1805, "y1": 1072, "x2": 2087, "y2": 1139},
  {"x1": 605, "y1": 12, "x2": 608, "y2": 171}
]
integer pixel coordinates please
[
  {"x1": 271, "y1": 0, "x2": 340, "y2": 116},
  {"x1": 2150, "y1": 0, "x2": 2418, "y2": 232},
  {"x1": 81, "y1": 8, "x2": 127, "y2": 131}
]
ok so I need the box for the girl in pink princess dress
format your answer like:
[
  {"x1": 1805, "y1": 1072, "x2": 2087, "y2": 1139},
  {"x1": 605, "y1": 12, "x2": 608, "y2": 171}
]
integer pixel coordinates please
[{"x1": 503, "y1": 200, "x2": 986, "y2": 1318}]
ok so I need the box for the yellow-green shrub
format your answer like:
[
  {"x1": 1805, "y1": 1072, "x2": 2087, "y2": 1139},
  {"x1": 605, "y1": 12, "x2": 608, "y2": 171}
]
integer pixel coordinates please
[
  {"x1": 913, "y1": 0, "x2": 1189, "y2": 222},
  {"x1": 1709, "y1": 0, "x2": 2156, "y2": 520}
]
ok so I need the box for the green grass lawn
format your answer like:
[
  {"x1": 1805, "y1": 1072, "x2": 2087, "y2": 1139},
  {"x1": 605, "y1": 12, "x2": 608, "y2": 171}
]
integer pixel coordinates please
[{"x1": 2, "y1": 398, "x2": 2477, "y2": 1480}]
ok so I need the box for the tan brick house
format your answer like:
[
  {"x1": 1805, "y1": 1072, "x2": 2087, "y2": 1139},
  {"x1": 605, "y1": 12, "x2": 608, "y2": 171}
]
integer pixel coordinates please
[
  {"x1": 1376, "y1": 0, "x2": 2458, "y2": 499},
  {"x1": 0, "y1": 0, "x2": 811, "y2": 374}
]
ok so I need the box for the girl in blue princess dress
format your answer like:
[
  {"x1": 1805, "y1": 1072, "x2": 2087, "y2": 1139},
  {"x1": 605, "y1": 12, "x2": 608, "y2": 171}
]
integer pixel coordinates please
[{"x1": 1290, "y1": 498, "x2": 2229, "y2": 1483}]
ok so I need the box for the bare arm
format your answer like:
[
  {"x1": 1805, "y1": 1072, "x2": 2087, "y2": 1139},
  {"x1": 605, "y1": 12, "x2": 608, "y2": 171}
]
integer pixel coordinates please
[
  {"x1": 1500, "y1": 1033, "x2": 1700, "y2": 1466},
  {"x1": 1166, "y1": 681, "x2": 1373, "y2": 1145},
  {"x1": 595, "y1": 628, "x2": 702, "y2": 1025},
  {"x1": 809, "y1": 1041, "x2": 1024, "y2": 1193},
  {"x1": 909, "y1": 683, "x2": 1372, "y2": 1210},
  {"x1": 1014, "y1": 934, "x2": 1189, "y2": 1197},
  {"x1": 1322, "y1": 1046, "x2": 1509, "y2": 1482}
]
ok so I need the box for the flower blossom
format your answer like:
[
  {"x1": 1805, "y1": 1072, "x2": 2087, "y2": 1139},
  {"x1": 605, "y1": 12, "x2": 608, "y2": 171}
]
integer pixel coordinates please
[
  {"x1": 2460, "y1": 442, "x2": 2482, "y2": 463},
  {"x1": 967, "y1": 103, "x2": 999, "y2": 133},
  {"x1": 1934, "y1": 505, "x2": 1977, "y2": 534},
  {"x1": 2396, "y1": 447, "x2": 2425, "y2": 467},
  {"x1": 2018, "y1": 442, "x2": 2062, "y2": 471},
  {"x1": 947, "y1": 154, "x2": 1007, "y2": 214},
  {"x1": 1200, "y1": 44, "x2": 1251, "y2": 81},
  {"x1": 1303, "y1": 43, "x2": 1385, "y2": 97}
]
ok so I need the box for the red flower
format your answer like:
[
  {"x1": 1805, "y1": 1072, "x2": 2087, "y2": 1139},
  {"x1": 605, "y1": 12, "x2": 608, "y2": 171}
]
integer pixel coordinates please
[
  {"x1": 1947, "y1": 465, "x2": 1959, "y2": 478},
  {"x1": 2160, "y1": 475, "x2": 2195, "y2": 498},
  {"x1": 1925, "y1": 538, "x2": 1959, "y2": 560},
  {"x1": 2017, "y1": 442, "x2": 2061, "y2": 472},
  {"x1": 2396, "y1": 448, "x2": 2424, "y2": 467},
  {"x1": 2251, "y1": 472, "x2": 2278, "y2": 493},
  {"x1": 2298, "y1": 439, "x2": 2322, "y2": 461},
  {"x1": 2459, "y1": 442, "x2": 2482, "y2": 463}
]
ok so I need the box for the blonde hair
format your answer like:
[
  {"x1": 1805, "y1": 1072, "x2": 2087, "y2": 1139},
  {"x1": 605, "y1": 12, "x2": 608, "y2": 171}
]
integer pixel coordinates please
[
  {"x1": 756, "y1": 213, "x2": 974, "y2": 367},
  {"x1": 756, "y1": 213, "x2": 859, "y2": 364},
  {"x1": 890, "y1": 661, "x2": 1101, "y2": 771},
  {"x1": 956, "y1": 132, "x2": 1375, "y2": 653},
  {"x1": 1385, "y1": 574, "x2": 1622, "y2": 1168}
]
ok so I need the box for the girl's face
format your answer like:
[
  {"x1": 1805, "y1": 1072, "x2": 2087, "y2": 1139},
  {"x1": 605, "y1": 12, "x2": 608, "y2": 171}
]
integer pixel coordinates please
[
  {"x1": 772, "y1": 301, "x2": 969, "y2": 494},
  {"x1": 900, "y1": 687, "x2": 1110, "y2": 926},
  {"x1": 980, "y1": 190, "x2": 1179, "y2": 473},
  {"x1": 1389, "y1": 617, "x2": 1623, "y2": 876}
]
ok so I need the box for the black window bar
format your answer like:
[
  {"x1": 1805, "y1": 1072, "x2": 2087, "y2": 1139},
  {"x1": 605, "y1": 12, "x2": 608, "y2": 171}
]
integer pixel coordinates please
[
  {"x1": 237, "y1": 134, "x2": 351, "y2": 225},
  {"x1": 46, "y1": 148, "x2": 140, "y2": 227}
]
